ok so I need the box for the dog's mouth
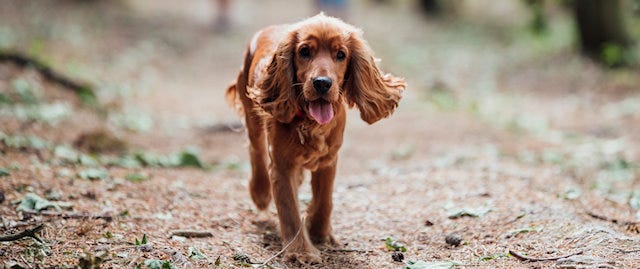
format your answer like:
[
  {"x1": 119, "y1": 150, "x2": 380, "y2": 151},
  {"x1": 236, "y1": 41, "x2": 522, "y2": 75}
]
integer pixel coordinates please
[{"x1": 308, "y1": 99, "x2": 334, "y2": 125}]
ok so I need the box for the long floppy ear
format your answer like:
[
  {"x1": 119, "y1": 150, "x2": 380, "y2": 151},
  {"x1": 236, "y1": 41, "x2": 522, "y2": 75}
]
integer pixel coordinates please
[
  {"x1": 344, "y1": 33, "x2": 405, "y2": 124},
  {"x1": 252, "y1": 31, "x2": 298, "y2": 123}
]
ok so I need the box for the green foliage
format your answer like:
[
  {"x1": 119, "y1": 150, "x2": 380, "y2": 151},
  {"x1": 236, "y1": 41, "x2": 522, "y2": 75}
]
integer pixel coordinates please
[
  {"x1": 601, "y1": 43, "x2": 625, "y2": 67},
  {"x1": 76, "y1": 86, "x2": 98, "y2": 107},
  {"x1": 0, "y1": 93, "x2": 11, "y2": 104},
  {"x1": 133, "y1": 148, "x2": 207, "y2": 169},
  {"x1": 134, "y1": 234, "x2": 148, "y2": 245},
  {"x1": 527, "y1": 0, "x2": 548, "y2": 36},
  {"x1": 1, "y1": 132, "x2": 51, "y2": 150},
  {"x1": 178, "y1": 147, "x2": 204, "y2": 168},
  {"x1": 125, "y1": 172, "x2": 149, "y2": 183},
  {"x1": 144, "y1": 259, "x2": 175, "y2": 269},
  {"x1": 385, "y1": 237, "x2": 407, "y2": 252},
  {"x1": 0, "y1": 168, "x2": 9, "y2": 177}
]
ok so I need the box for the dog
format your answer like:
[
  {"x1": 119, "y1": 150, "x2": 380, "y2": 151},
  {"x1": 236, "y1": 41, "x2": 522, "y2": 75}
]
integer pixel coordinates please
[{"x1": 226, "y1": 13, "x2": 405, "y2": 264}]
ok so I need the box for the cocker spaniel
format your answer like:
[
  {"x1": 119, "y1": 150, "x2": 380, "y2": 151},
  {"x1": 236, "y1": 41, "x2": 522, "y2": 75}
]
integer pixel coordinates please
[{"x1": 226, "y1": 13, "x2": 405, "y2": 264}]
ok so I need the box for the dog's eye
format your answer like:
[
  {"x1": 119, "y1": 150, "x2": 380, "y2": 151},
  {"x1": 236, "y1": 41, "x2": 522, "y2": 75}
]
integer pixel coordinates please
[
  {"x1": 336, "y1": 50, "x2": 346, "y2": 61},
  {"x1": 299, "y1": 47, "x2": 311, "y2": 58}
]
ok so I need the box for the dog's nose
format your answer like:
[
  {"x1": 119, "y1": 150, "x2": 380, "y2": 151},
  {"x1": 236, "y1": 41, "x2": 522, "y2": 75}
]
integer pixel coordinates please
[{"x1": 313, "y1": 77, "x2": 332, "y2": 94}]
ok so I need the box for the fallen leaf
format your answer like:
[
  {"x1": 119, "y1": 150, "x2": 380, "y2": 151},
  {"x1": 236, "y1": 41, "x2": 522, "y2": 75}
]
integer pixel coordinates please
[
  {"x1": 188, "y1": 246, "x2": 207, "y2": 260},
  {"x1": 78, "y1": 168, "x2": 109, "y2": 180},
  {"x1": 16, "y1": 193, "x2": 73, "y2": 211}
]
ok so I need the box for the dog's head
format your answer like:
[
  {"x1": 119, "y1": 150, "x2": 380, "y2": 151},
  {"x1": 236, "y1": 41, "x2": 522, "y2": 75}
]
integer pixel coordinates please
[{"x1": 257, "y1": 14, "x2": 405, "y2": 125}]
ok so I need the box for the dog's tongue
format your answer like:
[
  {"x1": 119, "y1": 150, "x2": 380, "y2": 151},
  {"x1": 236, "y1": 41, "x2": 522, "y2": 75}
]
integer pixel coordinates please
[{"x1": 308, "y1": 100, "x2": 334, "y2": 125}]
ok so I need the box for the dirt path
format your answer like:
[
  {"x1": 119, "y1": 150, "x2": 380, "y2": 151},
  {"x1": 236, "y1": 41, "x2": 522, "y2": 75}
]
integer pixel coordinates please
[{"x1": 1, "y1": 1, "x2": 640, "y2": 268}]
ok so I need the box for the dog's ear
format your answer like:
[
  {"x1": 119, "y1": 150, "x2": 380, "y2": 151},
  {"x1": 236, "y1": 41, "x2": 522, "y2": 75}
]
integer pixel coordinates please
[
  {"x1": 343, "y1": 32, "x2": 405, "y2": 124},
  {"x1": 252, "y1": 31, "x2": 298, "y2": 123}
]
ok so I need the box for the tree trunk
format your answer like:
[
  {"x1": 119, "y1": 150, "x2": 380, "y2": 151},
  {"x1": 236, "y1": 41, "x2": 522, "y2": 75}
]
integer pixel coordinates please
[
  {"x1": 574, "y1": 0, "x2": 635, "y2": 57},
  {"x1": 420, "y1": 0, "x2": 442, "y2": 15}
]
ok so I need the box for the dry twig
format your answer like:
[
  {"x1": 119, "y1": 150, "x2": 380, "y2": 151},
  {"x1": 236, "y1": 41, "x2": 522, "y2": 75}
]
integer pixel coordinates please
[
  {"x1": 0, "y1": 50, "x2": 97, "y2": 105},
  {"x1": 169, "y1": 230, "x2": 213, "y2": 238},
  {"x1": 325, "y1": 248, "x2": 371, "y2": 253},
  {"x1": 585, "y1": 210, "x2": 639, "y2": 225},
  {"x1": 22, "y1": 210, "x2": 113, "y2": 222},
  {"x1": 509, "y1": 250, "x2": 584, "y2": 262},
  {"x1": 0, "y1": 224, "x2": 44, "y2": 243}
]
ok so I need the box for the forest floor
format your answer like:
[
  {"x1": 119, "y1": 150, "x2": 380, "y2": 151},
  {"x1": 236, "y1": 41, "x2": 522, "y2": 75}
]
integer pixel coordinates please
[{"x1": 1, "y1": 0, "x2": 640, "y2": 268}]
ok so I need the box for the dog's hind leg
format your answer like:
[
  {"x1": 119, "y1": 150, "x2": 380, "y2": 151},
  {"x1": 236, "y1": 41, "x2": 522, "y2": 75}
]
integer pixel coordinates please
[{"x1": 235, "y1": 50, "x2": 272, "y2": 211}]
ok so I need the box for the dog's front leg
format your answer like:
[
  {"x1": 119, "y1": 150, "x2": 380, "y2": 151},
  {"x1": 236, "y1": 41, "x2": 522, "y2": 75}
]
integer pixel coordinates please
[
  {"x1": 306, "y1": 161, "x2": 338, "y2": 245},
  {"x1": 270, "y1": 165, "x2": 321, "y2": 264}
]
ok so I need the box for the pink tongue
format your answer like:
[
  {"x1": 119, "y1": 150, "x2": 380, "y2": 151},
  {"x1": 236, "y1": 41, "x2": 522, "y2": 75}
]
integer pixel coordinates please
[{"x1": 308, "y1": 100, "x2": 334, "y2": 125}]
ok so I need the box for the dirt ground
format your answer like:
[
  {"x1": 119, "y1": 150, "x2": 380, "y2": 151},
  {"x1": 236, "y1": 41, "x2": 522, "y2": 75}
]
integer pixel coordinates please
[{"x1": 1, "y1": 0, "x2": 640, "y2": 268}]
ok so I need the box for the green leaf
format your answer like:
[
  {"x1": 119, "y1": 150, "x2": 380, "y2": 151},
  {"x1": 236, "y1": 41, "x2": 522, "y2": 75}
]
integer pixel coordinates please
[
  {"x1": 0, "y1": 92, "x2": 11, "y2": 104},
  {"x1": 601, "y1": 43, "x2": 624, "y2": 67},
  {"x1": 385, "y1": 237, "x2": 407, "y2": 252},
  {"x1": 405, "y1": 260, "x2": 461, "y2": 269},
  {"x1": 178, "y1": 148, "x2": 204, "y2": 168},
  {"x1": 125, "y1": 173, "x2": 149, "y2": 183},
  {"x1": 0, "y1": 168, "x2": 9, "y2": 177},
  {"x1": 144, "y1": 259, "x2": 176, "y2": 269},
  {"x1": 141, "y1": 234, "x2": 147, "y2": 245},
  {"x1": 76, "y1": 86, "x2": 98, "y2": 107},
  {"x1": 78, "y1": 168, "x2": 109, "y2": 180}
]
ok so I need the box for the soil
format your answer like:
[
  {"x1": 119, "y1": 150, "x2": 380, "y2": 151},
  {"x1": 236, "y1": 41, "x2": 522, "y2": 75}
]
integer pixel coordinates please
[{"x1": 1, "y1": 0, "x2": 640, "y2": 268}]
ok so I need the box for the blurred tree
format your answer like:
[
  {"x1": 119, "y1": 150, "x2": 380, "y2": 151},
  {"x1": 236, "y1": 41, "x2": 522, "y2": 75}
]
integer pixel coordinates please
[
  {"x1": 525, "y1": 0, "x2": 549, "y2": 36},
  {"x1": 420, "y1": 0, "x2": 442, "y2": 15},
  {"x1": 419, "y1": 0, "x2": 458, "y2": 16},
  {"x1": 574, "y1": 0, "x2": 636, "y2": 66}
]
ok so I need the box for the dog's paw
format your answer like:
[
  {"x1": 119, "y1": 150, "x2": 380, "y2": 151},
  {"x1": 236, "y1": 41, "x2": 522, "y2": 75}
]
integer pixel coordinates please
[
  {"x1": 284, "y1": 248, "x2": 322, "y2": 264},
  {"x1": 310, "y1": 233, "x2": 339, "y2": 247}
]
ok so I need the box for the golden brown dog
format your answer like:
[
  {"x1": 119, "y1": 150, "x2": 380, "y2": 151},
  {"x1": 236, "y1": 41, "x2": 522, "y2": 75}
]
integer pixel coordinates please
[{"x1": 226, "y1": 14, "x2": 405, "y2": 264}]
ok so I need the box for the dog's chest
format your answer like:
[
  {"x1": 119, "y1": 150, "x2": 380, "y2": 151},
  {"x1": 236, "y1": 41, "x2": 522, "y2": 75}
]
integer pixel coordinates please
[{"x1": 296, "y1": 123, "x2": 335, "y2": 170}]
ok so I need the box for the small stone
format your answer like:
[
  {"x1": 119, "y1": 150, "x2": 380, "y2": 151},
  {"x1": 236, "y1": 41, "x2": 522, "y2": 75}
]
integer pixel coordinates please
[
  {"x1": 424, "y1": 219, "x2": 434, "y2": 226},
  {"x1": 391, "y1": 251, "x2": 404, "y2": 262},
  {"x1": 445, "y1": 233, "x2": 462, "y2": 247}
]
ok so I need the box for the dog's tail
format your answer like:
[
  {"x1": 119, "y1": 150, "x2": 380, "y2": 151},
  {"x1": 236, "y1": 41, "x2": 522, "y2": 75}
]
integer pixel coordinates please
[{"x1": 225, "y1": 80, "x2": 244, "y2": 116}]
